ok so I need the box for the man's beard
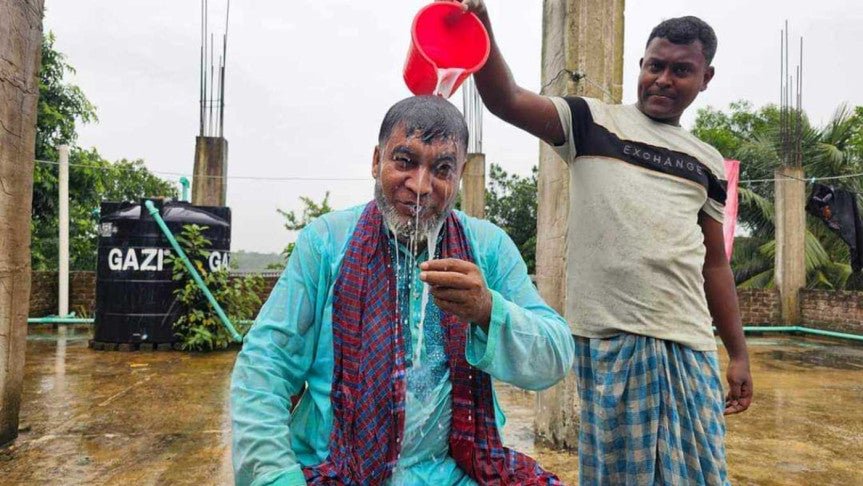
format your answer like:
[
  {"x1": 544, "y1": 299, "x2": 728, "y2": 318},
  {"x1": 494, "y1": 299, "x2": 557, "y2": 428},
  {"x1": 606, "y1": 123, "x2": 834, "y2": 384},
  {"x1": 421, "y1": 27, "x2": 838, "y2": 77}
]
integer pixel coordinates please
[{"x1": 374, "y1": 179, "x2": 453, "y2": 244}]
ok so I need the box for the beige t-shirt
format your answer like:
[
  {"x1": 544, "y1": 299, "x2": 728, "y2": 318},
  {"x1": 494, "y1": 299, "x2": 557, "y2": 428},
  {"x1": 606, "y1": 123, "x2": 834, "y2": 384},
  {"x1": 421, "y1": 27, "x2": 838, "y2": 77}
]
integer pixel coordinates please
[{"x1": 550, "y1": 96, "x2": 727, "y2": 351}]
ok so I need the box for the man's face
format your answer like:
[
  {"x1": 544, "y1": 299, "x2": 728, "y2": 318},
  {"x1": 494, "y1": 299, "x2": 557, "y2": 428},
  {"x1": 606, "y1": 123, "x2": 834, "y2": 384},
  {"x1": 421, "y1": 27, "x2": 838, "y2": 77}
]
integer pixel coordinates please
[
  {"x1": 636, "y1": 37, "x2": 714, "y2": 125},
  {"x1": 372, "y1": 124, "x2": 464, "y2": 239}
]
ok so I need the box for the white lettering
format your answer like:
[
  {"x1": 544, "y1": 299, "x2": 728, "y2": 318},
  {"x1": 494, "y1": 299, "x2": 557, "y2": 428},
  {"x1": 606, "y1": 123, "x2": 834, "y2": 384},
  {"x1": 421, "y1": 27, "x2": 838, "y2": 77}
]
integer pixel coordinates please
[
  {"x1": 209, "y1": 251, "x2": 222, "y2": 272},
  {"x1": 108, "y1": 248, "x2": 123, "y2": 271},
  {"x1": 159, "y1": 249, "x2": 170, "y2": 271},
  {"x1": 140, "y1": 248, "x2": 158, "y2": 271},
  {"x1": 207, "y1": 251, "x2": 231, "y2": 272},
  {"x1": 107, "y1": 247, "x2": 176, "y2": 272},
  {"x1": 122, "y1": 249, "x2": 140, "y2": 271}
]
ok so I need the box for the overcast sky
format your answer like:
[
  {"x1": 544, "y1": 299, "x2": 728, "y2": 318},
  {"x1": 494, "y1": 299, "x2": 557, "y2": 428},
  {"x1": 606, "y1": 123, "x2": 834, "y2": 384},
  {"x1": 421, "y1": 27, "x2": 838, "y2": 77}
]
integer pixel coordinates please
[{"x1": 43, "y1": 0, "x2": 863, "y2": 253}]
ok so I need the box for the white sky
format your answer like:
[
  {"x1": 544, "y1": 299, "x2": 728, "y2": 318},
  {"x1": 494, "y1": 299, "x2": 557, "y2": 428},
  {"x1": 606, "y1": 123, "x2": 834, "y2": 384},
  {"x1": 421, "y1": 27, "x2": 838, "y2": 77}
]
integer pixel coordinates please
[{"x1": 44, "y1": 0, "x2": 863, "y2": 253}]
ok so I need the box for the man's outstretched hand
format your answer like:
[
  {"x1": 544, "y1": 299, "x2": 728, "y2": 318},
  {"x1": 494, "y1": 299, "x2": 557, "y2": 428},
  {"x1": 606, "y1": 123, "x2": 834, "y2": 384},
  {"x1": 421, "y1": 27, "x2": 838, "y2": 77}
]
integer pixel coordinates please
[
  {"x1": 437, "y1": 0, "x2": 487, "y2": 16},
  {"x1": 420, "y1": 258, "x2": 493, "y2": 332}
]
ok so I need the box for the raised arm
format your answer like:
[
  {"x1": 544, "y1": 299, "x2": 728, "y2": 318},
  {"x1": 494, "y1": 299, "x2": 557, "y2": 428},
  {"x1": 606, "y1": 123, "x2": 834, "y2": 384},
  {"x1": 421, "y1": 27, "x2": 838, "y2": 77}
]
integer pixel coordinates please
[{"x1": 451, "y1": 0, "x2": 565, "y2": 146}]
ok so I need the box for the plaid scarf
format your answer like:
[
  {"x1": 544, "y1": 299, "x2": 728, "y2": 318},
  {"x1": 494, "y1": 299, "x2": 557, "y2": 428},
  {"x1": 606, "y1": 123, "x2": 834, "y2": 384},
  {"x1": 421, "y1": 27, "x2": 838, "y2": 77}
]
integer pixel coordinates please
[{"x1": 303, "y1": 201, "x2": 563, "y2": 485}]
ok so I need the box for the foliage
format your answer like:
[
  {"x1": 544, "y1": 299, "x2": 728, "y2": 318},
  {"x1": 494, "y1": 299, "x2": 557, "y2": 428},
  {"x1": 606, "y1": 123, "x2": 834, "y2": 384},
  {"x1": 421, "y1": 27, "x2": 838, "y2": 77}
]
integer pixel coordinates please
[
  {"x1": 693, "y1": 100, "x2": 863, "y2": 289},
  {"x1": 171, "y1": 224, "x2": 264, "y2": 351},
  {"x1": 484, "y1": 164, "x2": 538, "y2": 274},
  {"x1": 32, "y1": 148, "x2": 177, "y2": 270},
  {"x1": 35, "y1": 32, "x2": 97, "y2": 162},
  {"x1": 32, "y1": 33, "x2": 176, "y2": 270},
  {"x1": 272, "y1": 192, "x2": 333, "y2": 268}
]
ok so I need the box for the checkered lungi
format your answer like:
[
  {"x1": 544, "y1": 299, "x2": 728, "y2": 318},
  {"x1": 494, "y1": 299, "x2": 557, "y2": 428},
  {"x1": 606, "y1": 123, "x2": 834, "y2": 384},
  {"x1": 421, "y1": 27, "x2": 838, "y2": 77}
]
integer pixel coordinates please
[{"x1": 574, "y1": 334, "x2": 730, "y2": 486}]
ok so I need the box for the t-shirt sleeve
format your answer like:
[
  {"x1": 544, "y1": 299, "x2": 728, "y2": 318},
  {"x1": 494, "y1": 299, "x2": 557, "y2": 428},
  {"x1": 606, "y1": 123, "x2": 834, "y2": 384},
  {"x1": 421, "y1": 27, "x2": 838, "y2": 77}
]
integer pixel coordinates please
[
  {"x1": 549, "y1": 96, "x2": 575, "y2": 163},
  {"x1": 548, "y1": 96, "x2": 593, "y2": 164},
  {"x1": 701, "y1": 195, "x2": 725, "y2": 223},
  {"x1": 701, "y1": 163, "x2": 728, "y2": 223}
]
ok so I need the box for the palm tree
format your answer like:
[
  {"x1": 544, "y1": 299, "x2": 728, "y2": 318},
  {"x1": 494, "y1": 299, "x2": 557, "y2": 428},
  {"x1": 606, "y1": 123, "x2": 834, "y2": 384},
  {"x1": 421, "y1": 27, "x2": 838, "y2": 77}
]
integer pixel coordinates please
[{"x1": 694, "y1": 102, "x2": 863, "y2": 289}]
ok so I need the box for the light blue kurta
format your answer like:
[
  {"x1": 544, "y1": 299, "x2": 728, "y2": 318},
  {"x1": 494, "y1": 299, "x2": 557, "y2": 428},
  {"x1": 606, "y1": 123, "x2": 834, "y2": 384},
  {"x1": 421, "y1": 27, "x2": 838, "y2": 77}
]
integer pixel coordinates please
[{"x1": 231, "y1": 205, "x2": 575, "y2": 486}]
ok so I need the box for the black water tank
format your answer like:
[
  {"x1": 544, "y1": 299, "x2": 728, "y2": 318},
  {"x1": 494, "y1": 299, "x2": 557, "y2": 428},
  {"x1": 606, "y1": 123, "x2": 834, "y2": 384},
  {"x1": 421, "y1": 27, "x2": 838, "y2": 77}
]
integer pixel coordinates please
[{"x1": 93, "y1": 199, "x2": 231, "y2": 345}]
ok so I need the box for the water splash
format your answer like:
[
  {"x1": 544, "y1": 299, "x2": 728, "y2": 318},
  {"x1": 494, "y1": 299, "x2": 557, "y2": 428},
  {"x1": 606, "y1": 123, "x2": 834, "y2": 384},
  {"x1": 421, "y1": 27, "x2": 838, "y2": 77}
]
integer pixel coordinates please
[
  {"x1": 414, "y1": 219, "x2": 443, "y2": 368},
  {"x1": 390, "y1": 224, "x2": 402, "y2": 337},
  {"x1": 410, "y1": 171, "x2": 425, "y2": 367},
  {"x1": 434, "y1": 67, "x2": 466, "y2": 98}
]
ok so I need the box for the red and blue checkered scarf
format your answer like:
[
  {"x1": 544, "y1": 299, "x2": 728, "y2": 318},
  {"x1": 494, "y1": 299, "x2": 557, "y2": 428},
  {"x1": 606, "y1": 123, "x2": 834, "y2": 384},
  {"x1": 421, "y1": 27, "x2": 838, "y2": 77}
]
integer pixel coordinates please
[{"x1": 303, "y1": 201, "x2": 563, "y2": 485}]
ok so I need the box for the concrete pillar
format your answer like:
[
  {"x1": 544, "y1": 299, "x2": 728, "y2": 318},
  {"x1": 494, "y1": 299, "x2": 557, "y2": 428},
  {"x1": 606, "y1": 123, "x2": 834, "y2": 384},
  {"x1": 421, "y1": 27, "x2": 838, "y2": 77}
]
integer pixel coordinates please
[
  {"x1": 461, "y1": 153, "x2": 486, "y2": 219},
  {"x1": 775, "y1": 166, "x2": 806, "y2": 324},
  {"x1": 58, "y1": 145, "x2": 69, "y2": 317},
  {"x1": 192, "y1": 136, "x2": 228, "y2": 206},
  {"x1": 0, "y1": 0, "x2": 44, "y2": 446},
  {"x1": 534, "y1": 0, "x2": 625, "y2": 449}
]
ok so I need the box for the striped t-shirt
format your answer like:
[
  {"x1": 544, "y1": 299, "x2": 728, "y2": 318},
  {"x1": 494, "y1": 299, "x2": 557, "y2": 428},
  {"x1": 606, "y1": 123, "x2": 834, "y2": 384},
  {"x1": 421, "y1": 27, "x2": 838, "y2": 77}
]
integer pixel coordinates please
[{"x1": 550, "y1": 96, "x2": 727, "y2": 351}]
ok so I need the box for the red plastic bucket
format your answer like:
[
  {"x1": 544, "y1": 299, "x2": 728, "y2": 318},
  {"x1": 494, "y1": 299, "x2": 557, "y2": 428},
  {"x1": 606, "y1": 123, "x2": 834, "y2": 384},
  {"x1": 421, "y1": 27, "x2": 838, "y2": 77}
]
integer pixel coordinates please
[{"x1": 403, "y1": 2, "x2": 490, "y2": 98}]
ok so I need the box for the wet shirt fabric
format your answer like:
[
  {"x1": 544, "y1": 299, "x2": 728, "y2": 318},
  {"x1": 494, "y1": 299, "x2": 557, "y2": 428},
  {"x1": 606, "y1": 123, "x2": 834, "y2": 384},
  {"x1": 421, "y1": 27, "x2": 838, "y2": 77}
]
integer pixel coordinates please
[
  {"x1": 549, "y1": 96, "x2": 728, "y2": 351},
  {"x1": 231, "y1": 205, "x2": 574, "y2": 486}
]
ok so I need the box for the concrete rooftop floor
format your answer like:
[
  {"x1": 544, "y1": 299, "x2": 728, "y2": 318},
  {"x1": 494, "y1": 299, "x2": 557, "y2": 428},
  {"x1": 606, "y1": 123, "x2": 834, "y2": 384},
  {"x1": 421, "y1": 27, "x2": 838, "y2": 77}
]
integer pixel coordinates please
[{"x1": 1, "y1": 327, "x2": 861, "y2": 485}]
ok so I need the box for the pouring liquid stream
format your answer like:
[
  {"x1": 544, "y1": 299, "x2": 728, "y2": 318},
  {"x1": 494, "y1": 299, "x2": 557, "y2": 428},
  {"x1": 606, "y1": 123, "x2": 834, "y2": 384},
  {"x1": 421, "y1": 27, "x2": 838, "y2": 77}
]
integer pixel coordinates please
[{"x1": 433, "y1": 67, "x2": 466, "y2": 98}]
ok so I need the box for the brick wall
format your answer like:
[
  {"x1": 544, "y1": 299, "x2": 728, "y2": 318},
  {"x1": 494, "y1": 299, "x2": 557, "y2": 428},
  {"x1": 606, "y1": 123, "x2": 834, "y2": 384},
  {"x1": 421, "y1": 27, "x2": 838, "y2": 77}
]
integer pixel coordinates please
[
  {"x1": 28, "y1": 271, "x2": 97, "y2": 317},
  {"x1": 29, "y1": 271, "x2": 281, "y2": 317},
  {"x1": 29, "y1": 271, "x2": 58, "y2": 317},
  {"x1": 256, "y1": 275, "x2": 279, "y2": 308},
  {"x1": 737, "y1": 289, "x2": 780, "y2": 325},
  {"x1": 800, "y1": 290, "x2": 863, "y2": 334},
  {"x1": 70, "y1": 272, "x2": 96, "y2": 316},
  {"x1": 231, "y1": 273, "x2": 280, "y2": 311},
  {"x1": 28, "y1": 272, "x2": 863, "y2": 336}
]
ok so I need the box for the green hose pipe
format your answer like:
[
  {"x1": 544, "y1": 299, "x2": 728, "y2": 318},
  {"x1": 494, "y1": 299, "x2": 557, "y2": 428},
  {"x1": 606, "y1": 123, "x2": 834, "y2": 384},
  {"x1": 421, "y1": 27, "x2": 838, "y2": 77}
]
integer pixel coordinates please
[
  {"x1": 28, "y1": 317, "x2": 94, "y2": 324},
  {"x1": 795, "y1": 326, "x2": 863, "y2": 342},
  {"x1": 179, "y1": 176, "x2": 190, "y2": 202},
  {"x1": 741, "y1": 326, "x2": 800, "y2": 333}
]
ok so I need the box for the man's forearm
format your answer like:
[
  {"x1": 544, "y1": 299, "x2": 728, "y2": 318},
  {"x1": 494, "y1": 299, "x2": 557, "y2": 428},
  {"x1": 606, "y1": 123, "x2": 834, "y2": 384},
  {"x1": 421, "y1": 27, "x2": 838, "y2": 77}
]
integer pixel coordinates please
[
  {"x1": 704, "y1": 264, "x2": 748, "y2": 361},
  {"x1": 466, "y1": 289, "x2": 575, "y2": 391},
  {"x1": 471, "y1": 9, "x2": 521, "y2": 119}
]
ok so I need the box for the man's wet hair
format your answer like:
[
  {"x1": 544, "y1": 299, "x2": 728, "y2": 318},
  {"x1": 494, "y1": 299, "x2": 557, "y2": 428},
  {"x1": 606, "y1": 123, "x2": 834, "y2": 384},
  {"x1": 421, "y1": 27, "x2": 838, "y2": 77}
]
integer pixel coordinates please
[
  {"x1": 378, "y1": 96, "x2": 469, "y2": 153},
  {"x1": 647, "y1": 16, "x2": 717, "y2": 65}
]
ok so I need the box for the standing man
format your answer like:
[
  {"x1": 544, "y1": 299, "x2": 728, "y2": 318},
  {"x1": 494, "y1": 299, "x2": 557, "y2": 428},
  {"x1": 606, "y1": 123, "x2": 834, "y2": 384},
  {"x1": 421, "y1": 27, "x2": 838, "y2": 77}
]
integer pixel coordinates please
[
  {"x1": 454, "y1": 1, "x2": 752, "y2": 484},
  {"x1": 231, "y1": 96, "x2": 575, "y2": 485}
]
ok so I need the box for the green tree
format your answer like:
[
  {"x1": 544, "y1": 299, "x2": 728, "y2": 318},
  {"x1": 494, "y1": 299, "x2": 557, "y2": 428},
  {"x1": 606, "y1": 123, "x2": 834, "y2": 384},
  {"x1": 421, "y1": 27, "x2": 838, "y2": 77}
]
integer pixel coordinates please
[
  {"x1": 34, "y1": 33, "x2": 96, "y2": 161},
  {"x1": 484, "y1": 164, "x2": 538, "y2": 274},
  {"x1": 32, "y1": 33, "x2": 176, "y2": 270},
  {"x1": 847, "y1": 106, "x2": 863, "y2": 148},
  {"x1": 272, "y1": 192, "x2": 333, "y2": 268},
  {"x1": 693, "y1": 101, "x2": 863, "y2": 289}
]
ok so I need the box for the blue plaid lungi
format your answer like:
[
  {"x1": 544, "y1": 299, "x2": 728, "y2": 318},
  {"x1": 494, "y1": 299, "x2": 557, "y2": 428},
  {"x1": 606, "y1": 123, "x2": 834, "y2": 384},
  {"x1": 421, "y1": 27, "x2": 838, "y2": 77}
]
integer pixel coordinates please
[{"x1": 574, "y1": 334, "x2": 730, "y2": 486}]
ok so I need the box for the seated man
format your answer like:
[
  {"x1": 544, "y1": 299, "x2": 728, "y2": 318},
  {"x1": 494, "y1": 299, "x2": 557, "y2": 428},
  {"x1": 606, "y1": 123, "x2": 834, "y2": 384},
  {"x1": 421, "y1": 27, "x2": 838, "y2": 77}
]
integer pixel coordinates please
[{"x1": 231, "y1": 95, "x2": 575, "y2": 485}]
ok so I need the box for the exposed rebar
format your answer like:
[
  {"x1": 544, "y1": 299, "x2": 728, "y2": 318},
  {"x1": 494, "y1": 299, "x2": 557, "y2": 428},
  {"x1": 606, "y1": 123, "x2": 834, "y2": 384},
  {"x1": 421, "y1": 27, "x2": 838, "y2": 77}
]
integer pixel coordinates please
[
  {"x1": 199, "y1": 0, "x2": 230, "y2": 138},
  {"x1": 779, "y1": 21, "x2": 803, "y2": 168}
]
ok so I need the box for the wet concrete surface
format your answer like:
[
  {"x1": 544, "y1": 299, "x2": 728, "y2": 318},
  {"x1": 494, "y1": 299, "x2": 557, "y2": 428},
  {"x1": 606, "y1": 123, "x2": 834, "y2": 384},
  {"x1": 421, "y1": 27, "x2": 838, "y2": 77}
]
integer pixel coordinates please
[{"x1": 2, "y1": 328, "x2": 861, "y2": 485}]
